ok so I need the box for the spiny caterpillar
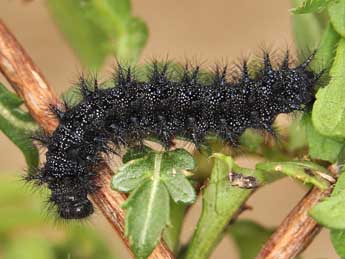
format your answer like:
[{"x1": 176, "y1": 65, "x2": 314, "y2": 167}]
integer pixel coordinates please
[{"x1": 27, "y1": 51, "x2": 320, "y2": 219}]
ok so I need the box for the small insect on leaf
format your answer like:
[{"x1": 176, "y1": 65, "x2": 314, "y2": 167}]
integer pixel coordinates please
[{"x1": 228, "y1": 171, "x2": 259, "y2": 189}]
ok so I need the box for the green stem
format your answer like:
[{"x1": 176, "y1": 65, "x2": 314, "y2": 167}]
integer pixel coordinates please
[
  {"x1": 185, "y1": 155, "x2": 250, "y2": 259},
  {"x1": 185, "y1": 154, "x2": 282, "y2": 259}
]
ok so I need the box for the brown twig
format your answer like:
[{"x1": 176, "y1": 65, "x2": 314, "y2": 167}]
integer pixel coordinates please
[
  {"x1": 0, "y1": 20, "x2": 174, "y2": 259},
  {"x1": 256, "y1": 186, "x2": 332, "y2": 259}
]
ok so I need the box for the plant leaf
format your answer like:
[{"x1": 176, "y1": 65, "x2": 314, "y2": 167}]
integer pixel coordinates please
[
  {"x1": 312, "y1": 38, "x2": 345, "y2": 140},
  {"x1": 328, "y1": 0, "x2": 345, "y2": 37},
  {"x1": 122, "y1": 146, "x2": 153, "y2": 163},
  {"x1": 47, "y1": 0, "x2": 110, "y2": 69},
  {"x1": 111, "y1": 155, "x2": 153, "y2": 193},
  {"x1": 303, "y1": 113, "x2": 344, "y2": 162},
  {"x1": 287, "y1": 115, "x2": 308, "y2": 151},
  {"x1": 291, "y1": 0, "x2": 330, "y2": 14},
  {"x1": 185, "y1": 154, "x2": 252, "y2": 259},
  {"x1": 47, "y1": 0, "x2": 148, "y2": 69},
  {"x1": 161, "y1": 171, "x2": 196, "y2": 204},
  {"x1": 163, "y1": 200, "x2": 186, "y2": 253},
  {"x1": 161, "y1": 148, "x2": 195, "y2": 171},
  {"x1": 310, "y1": 171, "x2": 345, "y2": 229},
  {"x1": 309, "y1": 191, "x2": 345, "y2": 229},
  {"x1": 331, "y1": 229, "x2": 345, "y2": 258},
  {"x1": 239, "y1": 129, "x2": 264, "y2": 152},
  {"x1": 114, "y1": 149, "x2": 195, "y2": 258},
  {"x1": 0, "y1": 83, "x2": 38, "y2": 169},
  {"x1": 256, "y1": 161, "x2": 330, "y2": 190},
  {"x1": 291, "y1": 0, "x2": 328, "y2": 51},
  {"x1": 185, "y1": 153, "x2": 283, "y2": 259},
  {"x1": 228, "y1": 220, "x2": 274, "y2": 259},
  {"x1": 124, "y1": 180, "x2": 170, "y2": 259},
  {"x1": 309, "y1": 23, "x2": 340, "y2": 71}
]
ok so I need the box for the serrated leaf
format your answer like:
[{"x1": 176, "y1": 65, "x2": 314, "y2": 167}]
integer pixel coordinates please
[
  {"x1": 124, "y1": 180, "x2": 170, "y2": 259},
  {"x1": 228, "y1": 220, "x2": 274, "y2": 259},
  {"x1": 0, "y1": 83, "x2": 38, "y2": 169},
  {"x1": 328, "y1": 0, "x2": 345, "y2": 37},
  {"x1": 112, "y1": 148, "x2": 195, "y2": 194},
  {"x1": 111, "y1": 154, "x2": 154, "y2": 193},
  {"x1": 47, "y1": 0, "x2": 148, "y2": 69},
  {"x1": 161, "y1": 148, "x2": 195, "y2": 171},
  {"x1": 303, "y1": 113, "x2": 344, "y2": 162},
  {"x1": 291, "y1": 0, "x2": 329, "y2": 14},
  {"x1": 256, "y1": 161, "x2": 330, "y2": 190},
  {"x1": 162, "y1": 172, "x2": 196, "y2": 204},
  {"x1": 312, "y1": 38, "x2": 345, "y2": 140},
  {"x1": 331, "y1": 229, "x2": 345, "y2": 258},
  {"x1": 115, "y1": 149, "x2": 195, "y2": 258}
]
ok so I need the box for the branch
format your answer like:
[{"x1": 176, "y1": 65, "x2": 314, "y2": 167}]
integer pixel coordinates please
[
  {"x1": 0, "y1": 20, "x2": 174, "y2": 259},
  {"x1": 256, "y1": 186, "x2": 331, "y2": 259}
]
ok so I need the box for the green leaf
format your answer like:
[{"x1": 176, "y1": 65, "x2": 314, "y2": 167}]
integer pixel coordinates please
[
  {"x1": 309, "y1": 23, "x2": 340, "y2": 72},
  {"x1": 111, "y1": 155, "x2": 153, "y2": 193},
  {"x1": 47, "y1": 0, "x2": 148, "y2": 69},
  {"x1": 331, "y1": 229, "x2": 345, "y2": 258},
  {"x1": 288, "y1": 115, "x2": 308, "y2": 151},
  {"x1": 115, "y1": 149, "x2": 195, "y2": 258},
  {"x1": 124, "y1": 180, "x2": 170, "y2": 259},
  {"x1": 228, "y1": 220, "x2": 274, "y2": 259},
  {"x1": 112, "y1": 149, "x2": 195, "y2": 195},
  {"x1": 185, "y1": 154, "x2": 252, "y2": 259},
  {"x1": 256, "y1": 161, "x2": 330, "y2": 190},
  {"x1": 163, "y1": 201, "x2": 186, "y2": 253},
  {"x1": 303, "y1": 113, "x2": 344, "y2": 162},
  {"x1": 122, "y1": 146, "x2": 153, "y2": 163},
  {"x1": 162, "y1": 171, "x2": 196, "y2": 204},
  {"x1": 47, "y1": 0, "x2": 110, "y2": 69},
  {"x1": 312, "y1": 38, "x2": 345, "y2": 140},
  {"x1": 239, "y1": 129, "x2": 264, "y2": 152},
  {"x1": 0, "y1": 83, "x2": 39, "y2": 169},
  {"x1": 328, "y1": 0, "x2": 345, "y2": 37},
  {"x1": 333, "y1": 171, "x2": 345, "y2": 196},
  {"x1": 310, "y1": 171, "x2": 345, "y2": 229},
  {"x1": 310, "y1": 191, "x2": 345, "y2": 229},
  {"x1": 116, "y1": 17, "x2": 149, "y2": 63},
  {"x1": 291, "y1": 0, "x2": 330, "y2": 14},
  {"x1": 161, "y1": 148, "x2": 195, "y2": 171},
  {"x1": 291, "y1": 0, "x2": 327, "y2": 51}
]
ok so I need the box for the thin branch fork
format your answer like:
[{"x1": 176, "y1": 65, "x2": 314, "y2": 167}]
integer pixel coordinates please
[{"x1": 0, "y1": 20, "x2": 174, "y2": 259}]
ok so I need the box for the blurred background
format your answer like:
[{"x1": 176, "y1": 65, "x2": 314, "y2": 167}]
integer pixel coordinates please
[{"x1": 0, "y1": 0, "x2": 338, "y2": 258}]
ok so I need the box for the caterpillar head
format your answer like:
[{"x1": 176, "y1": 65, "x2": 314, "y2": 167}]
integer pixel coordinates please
[{"x1": 48, "y1": 176, "x2": 94, "y2": 219}]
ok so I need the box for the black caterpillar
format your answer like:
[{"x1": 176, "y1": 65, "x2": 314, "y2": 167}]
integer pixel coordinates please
[{"x1": 28, "y1": 52, "x2": 320, "y2": 219}]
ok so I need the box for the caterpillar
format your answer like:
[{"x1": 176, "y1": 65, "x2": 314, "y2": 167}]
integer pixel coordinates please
[{"x1": 28, "y1": 51, "x2": 320, "y2": 219}]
